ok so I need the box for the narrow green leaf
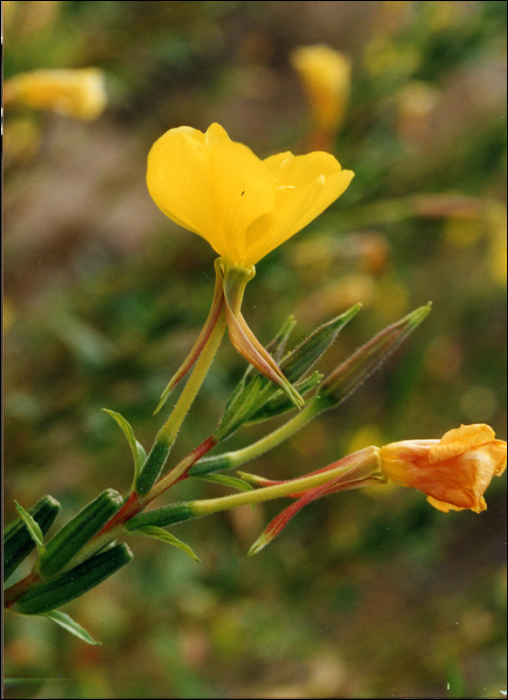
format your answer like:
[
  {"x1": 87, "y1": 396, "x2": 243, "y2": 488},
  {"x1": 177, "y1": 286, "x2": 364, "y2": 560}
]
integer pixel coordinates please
[
  {"x1": 39, "y1": 610, "x2": 101, "y2": 645},
  {"x1": 130, "y1": 526, "x2": 200, "y2": 562},
  {"x1": 14, "y1": 502, "x2": 46, "y2": 559},
  {"x1": 4, "y1": 496, "x2": 61, "y2": 581},
  {"x1": 102, "y1": 409, "x2": 147, "y2": 486},
  {"x1": 192, "y1": 474, "x2": 255, "y2": 493}
]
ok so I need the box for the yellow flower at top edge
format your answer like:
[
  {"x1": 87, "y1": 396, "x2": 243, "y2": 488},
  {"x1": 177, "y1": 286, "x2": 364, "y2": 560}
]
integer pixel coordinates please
[
  {"x1": 146, "y1": 123, "x2": 354, "y2": 267},
  {"x1": 290, "y1": 45, "x2": 352, "y2": 133}
]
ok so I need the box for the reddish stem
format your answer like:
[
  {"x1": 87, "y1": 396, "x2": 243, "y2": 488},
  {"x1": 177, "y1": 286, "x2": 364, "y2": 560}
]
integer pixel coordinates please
[{"x1": 4, "y1": 570, "x2": 41, "y2": 608}]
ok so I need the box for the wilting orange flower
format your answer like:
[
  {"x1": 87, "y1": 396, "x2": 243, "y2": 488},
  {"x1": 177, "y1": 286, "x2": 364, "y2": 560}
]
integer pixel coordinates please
[{"x1": 379, "y1": 424, "x2": 507, "y2": 513}]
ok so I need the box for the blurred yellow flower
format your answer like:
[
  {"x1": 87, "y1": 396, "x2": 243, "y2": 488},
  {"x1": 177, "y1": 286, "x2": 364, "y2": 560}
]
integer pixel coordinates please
[
  {"x1": 290, "y1": 44, "x2": 351, "y2": 134},
  {"x1": 147, "y1": 122, "x2": 353, "y2": 267},
  {"x1": 4, "y1": 68, "x2": 107, "y2": 120},
  {"x1": 379, "y1": 424, "x2": 507, "y2": 513}
]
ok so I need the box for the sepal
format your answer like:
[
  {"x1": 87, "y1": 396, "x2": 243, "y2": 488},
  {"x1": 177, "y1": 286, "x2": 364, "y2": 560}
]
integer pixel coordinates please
[
  {"x1": 246, "y1": 371, "x2": 323, "y2": 424},
  {"x1": 319, "y1": 303, "x2": 432, "y2": 408}
]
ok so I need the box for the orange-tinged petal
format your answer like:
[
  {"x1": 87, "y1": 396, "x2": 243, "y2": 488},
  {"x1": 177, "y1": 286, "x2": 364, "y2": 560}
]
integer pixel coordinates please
[{"x1": 428, "y1": 424, "x2": 496, "y2": 463}]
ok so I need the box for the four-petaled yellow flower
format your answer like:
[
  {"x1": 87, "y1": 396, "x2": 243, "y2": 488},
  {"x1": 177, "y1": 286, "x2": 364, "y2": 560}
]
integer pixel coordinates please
[
  {"x1": 146, "y1": 122, "x2": 354, "y2": 267},
  {"x1": 379, "y1": 424, "x2": 507, "y2": 513}
]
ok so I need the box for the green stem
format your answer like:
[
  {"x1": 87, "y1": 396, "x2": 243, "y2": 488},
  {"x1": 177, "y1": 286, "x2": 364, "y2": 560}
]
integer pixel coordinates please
[
  {"x1": 190, "y1": 448, "x2": 382, "y2": 517},
  {"x1": 146, "y1": 435, "x2": 218, "y2": 502},
  {"x1": 156, "y1": 307, "x2": 227, "y2": 449},
  {"x1": 193, "y1": 396, "x2": 324, "y2": 475}
]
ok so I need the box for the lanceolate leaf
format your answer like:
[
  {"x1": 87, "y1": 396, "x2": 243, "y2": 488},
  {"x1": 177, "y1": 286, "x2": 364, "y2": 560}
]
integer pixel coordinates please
[
  {"x1": 129, "y1": 526, "x2": 200, "y2": 562},
  {"x1": 14, "y1": 502, "x2": 46, "y2": 559},
  {"x1": 39, "y1": 610, "x2": 101, "y2": 645},
  {"x1": 102, "y1": 409, "x2": 147, "y2": 487},
  {"x1": 191, "y1": 474, "x2": 255, "y2": 493}
]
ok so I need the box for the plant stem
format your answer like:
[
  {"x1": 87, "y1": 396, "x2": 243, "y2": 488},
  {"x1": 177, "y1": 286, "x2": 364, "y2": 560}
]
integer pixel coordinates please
[
  {"x1": 156, "y1": 308, "x2": 227, "y2": 449},
  {"x1": 146, "y1": 435, "x2": 218, "y2": 502},
  {"x1": 190, "y1": 448, "x2": 382, "y2": 517},
  {"x1": 196, "y1": 396, "x2": 323, "y2": 473}
]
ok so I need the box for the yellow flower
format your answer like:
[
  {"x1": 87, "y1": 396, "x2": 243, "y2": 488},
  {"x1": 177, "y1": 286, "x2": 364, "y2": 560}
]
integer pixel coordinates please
[
  {"x1": 290, "y1": 44, "x2": 351, "y2": 133},
  {"x1": 379, "y1": 424, "x2": 507, "y2": 513},
  {"x1": 146, "y1": 123, "x2": 354, "y2": 267},
  {"x1": 4, "y1": 68, "x2": 107, "y2": 120}
]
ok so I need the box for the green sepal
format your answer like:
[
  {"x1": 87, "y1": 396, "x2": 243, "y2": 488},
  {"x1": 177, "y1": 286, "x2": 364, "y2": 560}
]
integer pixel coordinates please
[
  {"x1": 39, "y1": 489, "x2": 124, "y2": 577},
  {"x1": 128, "y1": 526, "x2": 200, "y2": 562},
  {"x1": 280, "y1": 303, "x2": 361, "y2": 384},
  {"x1": 13, "y1": 543, "x2": 133, "y2": 615},
  {"x1": 213, "y1": 307, "x2": 359, "y2": 442},
  {"x1": 213, "y1": 316, "x2": 297, "y2": 441},
  {"x1": 13, "y1": 502, "x2": 47, "y2": 561},
  {"x1": 191, "y1": 473, "x2": 255, "y2": 493},
  {"x1": 135, "y1": 442, "x2": 170, "y2": 496},
  {"x1": 4, "y1": 496, "x2": 61, "y2": 581},
  {"x1": 213, "y1": 374, "x2": 267, "y2": 441},
  {"x1": 319, "y1": 303, "x2": 432, "y2": 408},
  {"x1": 38, "y1": 610, "x2": 101, "y2": 645},
  {"x1": 125, "y1": 503, "x2": 193, "y2": 530},
  {"x1": 102, "y1": 409, "x2": 147, "y2": 489},
  {"x1": 247, "y1": 371, "x2": 323, "y2": 424}
]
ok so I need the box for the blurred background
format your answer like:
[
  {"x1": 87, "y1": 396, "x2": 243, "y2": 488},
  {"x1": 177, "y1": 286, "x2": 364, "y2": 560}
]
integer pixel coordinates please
[{"x1": 4, "y1": 1, "x2": 506, "y2": 698}]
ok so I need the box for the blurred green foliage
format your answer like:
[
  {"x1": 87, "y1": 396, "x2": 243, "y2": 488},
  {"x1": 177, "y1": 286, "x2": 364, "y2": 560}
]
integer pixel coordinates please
[{"x1": 4, "y1": 1, "x2": 506, "y2": 698}]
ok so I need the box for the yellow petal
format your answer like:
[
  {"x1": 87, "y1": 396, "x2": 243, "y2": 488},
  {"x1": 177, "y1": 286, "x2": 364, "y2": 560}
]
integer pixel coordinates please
[
  {"x1": 147, "y1": 124, "x2": 275, "y2": 265},
  {"x1": 244, "y1": 151, "x2": 354, "y2": 264},
  {"x1": 147, "y1": 126, "x2": 219, "y2": 251},
  {"x1": 204, "y1": 124, "x2": 275, "y2": 265}
]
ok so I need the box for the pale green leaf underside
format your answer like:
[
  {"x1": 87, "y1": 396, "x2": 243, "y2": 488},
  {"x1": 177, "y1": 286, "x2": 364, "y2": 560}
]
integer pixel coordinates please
[
  {"x1": 14, "y1": 501, "x2": 47, "y2": 558},
  {"x1": 102, "y1": 409, "x2": 147, "y2": 486},
  {"x1": 192, "y1": 473, "x2": 255, "y2": 492},
  {"x1": 130, "y1": 525, "x2": 200, "y2": 562},
  {"x1": 39, "y1": 610, "x2": 101, "y2": 645}
]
